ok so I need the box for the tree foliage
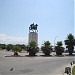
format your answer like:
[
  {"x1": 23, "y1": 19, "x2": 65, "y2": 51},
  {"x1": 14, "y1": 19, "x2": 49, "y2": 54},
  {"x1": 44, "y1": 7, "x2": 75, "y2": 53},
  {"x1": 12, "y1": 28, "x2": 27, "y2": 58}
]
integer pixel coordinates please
[
  {"x1": 64, "y1": 33, "x2": 75, "y2": 55},
  {"x1": 12, "y1": 45, "x2": 22, "y2": 55},
  {"x1": 0, "y1": 44, "x2": 6, "y2": 49},
  {"x1": 12, "y1": 45, "x2": 22, "y2": 52},
  {"x1": 6, "y1": 44, "x2": 13, "y2": 51},
  {"x1": 41, "y1": 41, "x2": 53, "y2": 56},
  {"x1": 27, "y1": 41, "x2": 39, "y2": 56},
  {"x1": 55, "y1": 41, "x2": 64, "y2": 55}
]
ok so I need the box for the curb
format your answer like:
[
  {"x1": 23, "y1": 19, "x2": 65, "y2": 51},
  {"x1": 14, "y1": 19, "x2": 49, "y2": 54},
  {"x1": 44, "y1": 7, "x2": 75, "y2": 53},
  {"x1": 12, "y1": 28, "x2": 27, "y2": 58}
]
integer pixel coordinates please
[{"x1": 64, "y1": 73, "x2": 67, "y2": 75}]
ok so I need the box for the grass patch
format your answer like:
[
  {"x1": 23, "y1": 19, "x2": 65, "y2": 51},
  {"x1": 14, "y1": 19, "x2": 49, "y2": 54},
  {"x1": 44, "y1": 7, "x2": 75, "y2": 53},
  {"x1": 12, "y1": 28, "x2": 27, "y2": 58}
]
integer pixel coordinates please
[{"x1": 72, "y1": 66, "x2": 75, "y2": 75}]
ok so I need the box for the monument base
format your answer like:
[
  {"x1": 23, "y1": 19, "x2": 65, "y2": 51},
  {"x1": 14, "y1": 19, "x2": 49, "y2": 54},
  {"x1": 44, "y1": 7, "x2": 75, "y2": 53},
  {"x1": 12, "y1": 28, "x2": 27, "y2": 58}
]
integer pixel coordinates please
[{"x1": 28, "y1": 32, "x2": 38, "y2": 44}]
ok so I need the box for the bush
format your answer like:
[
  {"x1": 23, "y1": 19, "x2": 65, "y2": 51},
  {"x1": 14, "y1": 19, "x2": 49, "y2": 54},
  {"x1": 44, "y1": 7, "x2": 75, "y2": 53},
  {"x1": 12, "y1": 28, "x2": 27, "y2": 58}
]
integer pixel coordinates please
[
  {"x1": 72, "y1": 66, "x2": 75, "y2": 75},
  {"x1": 27, "y1": 41, "x2": 39, "y2": 56},
  {"x1": 55, "y1": 41, "x2": 64, "y2": 55},
  {"x1": 41, "y1": 41, "x2": 53, "y2": 56},
  {"x1": 12, "y1": 45, "x2": 22, "y2": 55},
  {"x1": 64, "y1": 33, "x2": 75, "y2": 55}
]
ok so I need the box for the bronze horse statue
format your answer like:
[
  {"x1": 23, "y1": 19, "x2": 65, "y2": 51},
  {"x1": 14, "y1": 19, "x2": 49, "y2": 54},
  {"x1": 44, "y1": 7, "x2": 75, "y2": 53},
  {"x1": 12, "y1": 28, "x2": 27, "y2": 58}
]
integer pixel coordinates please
[{"x1": 29, "y1": 23, "x2": 38, "y2": 32}]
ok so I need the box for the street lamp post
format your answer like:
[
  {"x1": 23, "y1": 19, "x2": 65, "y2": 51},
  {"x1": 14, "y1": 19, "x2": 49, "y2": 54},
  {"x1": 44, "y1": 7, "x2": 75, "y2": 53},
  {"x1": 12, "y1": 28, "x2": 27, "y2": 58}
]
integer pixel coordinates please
[{"x1": 54, "y1": 36, "x2": 58, "y2": 51}]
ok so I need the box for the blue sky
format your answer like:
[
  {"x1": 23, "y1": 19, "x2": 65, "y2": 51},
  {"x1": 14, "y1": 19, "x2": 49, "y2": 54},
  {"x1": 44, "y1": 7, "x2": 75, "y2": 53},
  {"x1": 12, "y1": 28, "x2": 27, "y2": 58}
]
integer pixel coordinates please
[{"x1": 0, "y1": 0, "x2": 74, "y2": 47}]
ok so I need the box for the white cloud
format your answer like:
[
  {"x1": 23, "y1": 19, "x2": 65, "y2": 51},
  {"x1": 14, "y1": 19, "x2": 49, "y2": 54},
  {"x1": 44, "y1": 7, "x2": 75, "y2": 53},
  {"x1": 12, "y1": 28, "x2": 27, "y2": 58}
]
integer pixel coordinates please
[{"x1": 0, "y1": 34, "x2": 28, "y2": 45}]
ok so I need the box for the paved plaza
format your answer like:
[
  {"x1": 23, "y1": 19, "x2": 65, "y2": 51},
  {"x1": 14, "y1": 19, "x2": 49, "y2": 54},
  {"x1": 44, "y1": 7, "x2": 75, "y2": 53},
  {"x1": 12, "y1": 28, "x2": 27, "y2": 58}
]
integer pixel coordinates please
[{"x1": 0, "y1": 51, "x2": 75, "y2": 75}]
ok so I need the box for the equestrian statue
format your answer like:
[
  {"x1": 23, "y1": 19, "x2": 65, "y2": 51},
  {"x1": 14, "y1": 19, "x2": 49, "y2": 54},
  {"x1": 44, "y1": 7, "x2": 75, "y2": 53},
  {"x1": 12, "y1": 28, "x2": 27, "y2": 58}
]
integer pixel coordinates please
[{"x1": 29, "y1": 23, "x2": 38, "y2": 32}]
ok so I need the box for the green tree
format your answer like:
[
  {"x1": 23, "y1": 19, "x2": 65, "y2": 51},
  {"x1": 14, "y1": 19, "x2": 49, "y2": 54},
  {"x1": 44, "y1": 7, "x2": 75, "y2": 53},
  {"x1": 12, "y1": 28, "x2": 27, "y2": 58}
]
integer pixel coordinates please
[
  {"x1": 64, "y1": 33, "x2": 75, "y2": 55},
  {"x1": 41, "y1": 41, "x2": 53, "y2": 56},
  {"x1": 21, "y1": 44, "x2": 26, "y2": 50},
  {"x1": 6, "y1": 44, "x2": 13, "y2": 51},
  {"x1": 0, "y1": 44, "x2": 6, "y2": 49},
  {"x1": 15, "y1": 44, "x2": 26, "y2": 50},
  {"x1": 27, "y1": 41, "x2": 39, "y2": 56},
  {"x1": 55, "y1": 41, "x2": 64, "y2": 55},
  {"x1": 12, "y1": 45, "x2": 22, "y2": 55}
]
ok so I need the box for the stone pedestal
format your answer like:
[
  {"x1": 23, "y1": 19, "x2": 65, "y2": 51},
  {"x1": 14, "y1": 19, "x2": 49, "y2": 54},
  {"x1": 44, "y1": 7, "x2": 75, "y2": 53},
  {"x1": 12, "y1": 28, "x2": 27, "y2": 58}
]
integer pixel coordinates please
[{"x1": 28, "y1": 32, "x2": 38, "y2": 44}]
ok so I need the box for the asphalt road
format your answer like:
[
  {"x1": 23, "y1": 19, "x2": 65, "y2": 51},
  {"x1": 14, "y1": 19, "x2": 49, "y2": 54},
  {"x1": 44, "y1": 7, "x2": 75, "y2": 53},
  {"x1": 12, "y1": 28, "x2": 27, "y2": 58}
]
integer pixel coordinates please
[{"x1": 0, "y1": 51, "x2": 75, "y2": 75}]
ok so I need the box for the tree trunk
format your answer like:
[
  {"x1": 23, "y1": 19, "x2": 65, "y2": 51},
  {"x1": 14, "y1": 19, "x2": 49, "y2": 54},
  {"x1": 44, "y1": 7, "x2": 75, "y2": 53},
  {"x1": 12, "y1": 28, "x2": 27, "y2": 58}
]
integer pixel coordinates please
[
  {"x1": 14, "y1": 52, "x2": 18, "y2": 55},
  {"x1": 29, "y1": 52, "x2": 35, "y2": 56}
]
